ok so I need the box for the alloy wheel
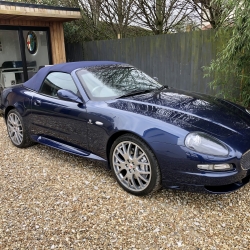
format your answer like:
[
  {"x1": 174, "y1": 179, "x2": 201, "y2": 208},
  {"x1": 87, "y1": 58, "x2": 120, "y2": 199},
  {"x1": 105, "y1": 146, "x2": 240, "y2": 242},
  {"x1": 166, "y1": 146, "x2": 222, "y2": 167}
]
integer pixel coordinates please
[
  {"x1": 7, "y1": 113, "x2": 23, "y2": 146},
  {"x1": 112, "y1": 140, "x2": 152, "y2": 192}
]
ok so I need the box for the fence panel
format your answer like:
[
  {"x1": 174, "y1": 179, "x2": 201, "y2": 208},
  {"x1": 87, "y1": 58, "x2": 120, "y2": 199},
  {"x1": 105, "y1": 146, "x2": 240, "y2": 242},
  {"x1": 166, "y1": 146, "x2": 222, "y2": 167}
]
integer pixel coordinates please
[
  {"x1": 65, "y1": 43, "x2": 84, "y2": 62},
  {"x1": 67, "y1": 30, "x2": 226, "y2": 95}
]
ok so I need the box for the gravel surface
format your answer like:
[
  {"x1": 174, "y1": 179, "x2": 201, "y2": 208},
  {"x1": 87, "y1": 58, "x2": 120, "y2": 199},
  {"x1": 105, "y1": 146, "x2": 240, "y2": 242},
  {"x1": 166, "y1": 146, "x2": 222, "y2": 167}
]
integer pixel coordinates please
[{"x1": 0, "y1": 116, "x2": 250, "y2": 249}]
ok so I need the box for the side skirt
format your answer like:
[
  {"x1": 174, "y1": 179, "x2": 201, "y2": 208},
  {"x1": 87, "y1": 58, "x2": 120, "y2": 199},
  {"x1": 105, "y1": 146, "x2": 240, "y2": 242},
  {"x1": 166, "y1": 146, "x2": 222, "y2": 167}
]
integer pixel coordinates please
[{"x1": 31, "y1": 135, "x2": 107, "y2": 162}]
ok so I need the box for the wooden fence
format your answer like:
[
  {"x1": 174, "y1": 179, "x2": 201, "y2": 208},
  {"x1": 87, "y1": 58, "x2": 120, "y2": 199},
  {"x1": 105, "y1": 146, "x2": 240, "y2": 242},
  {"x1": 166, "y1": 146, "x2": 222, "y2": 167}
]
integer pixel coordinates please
[
  {"x1": 66, "y1": 30, "x2": 227, "y2": 95},
  {"x1": 65, "y1": 43, "x2": 84, "y2": 62}
]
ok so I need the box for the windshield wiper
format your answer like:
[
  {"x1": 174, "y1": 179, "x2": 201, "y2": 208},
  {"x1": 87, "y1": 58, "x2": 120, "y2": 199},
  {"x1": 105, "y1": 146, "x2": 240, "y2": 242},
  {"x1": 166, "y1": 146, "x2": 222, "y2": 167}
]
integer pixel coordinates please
[
  {"x1": 117, "y1": 86, "x2": 168, "y2": 99},
  {"x1": 117, "y1": 89, "x2": 153, "y2": 99},
  {"x1": 157, "y1": 85, "x2": 168, "y2": 90}
]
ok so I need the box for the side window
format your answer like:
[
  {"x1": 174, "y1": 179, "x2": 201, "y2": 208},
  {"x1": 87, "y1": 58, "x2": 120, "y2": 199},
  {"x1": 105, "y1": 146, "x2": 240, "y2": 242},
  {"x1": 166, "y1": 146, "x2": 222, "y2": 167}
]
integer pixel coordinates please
[{"x1": 39, "y1": 72, "x2": 78, "y2": 97}]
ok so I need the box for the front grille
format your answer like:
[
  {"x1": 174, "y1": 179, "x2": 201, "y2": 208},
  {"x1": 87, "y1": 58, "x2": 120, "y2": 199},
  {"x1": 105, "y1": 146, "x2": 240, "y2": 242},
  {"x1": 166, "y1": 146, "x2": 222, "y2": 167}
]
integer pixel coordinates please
[{"x1": 241, "y1": 150, "x2": 250, "y2": 170}]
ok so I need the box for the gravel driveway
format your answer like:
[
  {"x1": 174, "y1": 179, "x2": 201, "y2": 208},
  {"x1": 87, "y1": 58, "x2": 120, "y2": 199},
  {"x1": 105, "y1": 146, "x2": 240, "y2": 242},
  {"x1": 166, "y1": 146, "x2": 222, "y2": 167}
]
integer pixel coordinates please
[{"x1": 0, "y1": 116, "x2": 250, "y2": 249}]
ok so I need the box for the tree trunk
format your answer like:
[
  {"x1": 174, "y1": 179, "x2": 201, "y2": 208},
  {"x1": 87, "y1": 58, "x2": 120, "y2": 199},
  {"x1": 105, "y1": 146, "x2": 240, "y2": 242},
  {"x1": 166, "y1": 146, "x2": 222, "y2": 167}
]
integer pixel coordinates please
[{"x1": 155, "y1": 0, "x2": 164, "y2": 34}]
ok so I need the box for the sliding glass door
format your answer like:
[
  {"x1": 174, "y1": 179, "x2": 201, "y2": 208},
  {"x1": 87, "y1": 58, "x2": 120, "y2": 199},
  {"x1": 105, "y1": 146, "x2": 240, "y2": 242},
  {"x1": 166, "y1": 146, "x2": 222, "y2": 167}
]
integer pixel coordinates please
[{"x1": 0, "y1": 26, "x2": 51, "y2": 89}]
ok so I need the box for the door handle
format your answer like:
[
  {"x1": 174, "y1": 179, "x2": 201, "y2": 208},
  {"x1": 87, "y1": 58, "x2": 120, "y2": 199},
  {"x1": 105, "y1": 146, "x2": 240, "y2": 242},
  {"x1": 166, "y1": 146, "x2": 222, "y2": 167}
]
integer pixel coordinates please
[{"x1": 34, "y1": 100, "x2": 41, "y2": 106}]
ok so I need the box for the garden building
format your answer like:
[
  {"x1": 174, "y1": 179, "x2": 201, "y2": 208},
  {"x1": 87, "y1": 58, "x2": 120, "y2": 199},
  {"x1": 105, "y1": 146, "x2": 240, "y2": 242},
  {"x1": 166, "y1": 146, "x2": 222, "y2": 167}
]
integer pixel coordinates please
[{"x1": 0, "y1": 0, "x2": 81, "y2": 88}]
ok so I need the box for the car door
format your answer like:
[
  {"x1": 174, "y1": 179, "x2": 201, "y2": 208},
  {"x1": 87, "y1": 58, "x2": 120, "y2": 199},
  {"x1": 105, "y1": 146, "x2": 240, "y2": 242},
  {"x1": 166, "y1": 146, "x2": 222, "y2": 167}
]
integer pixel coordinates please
[{"x1": 30, "y1": 72, "x2": 89, "y2": 151}]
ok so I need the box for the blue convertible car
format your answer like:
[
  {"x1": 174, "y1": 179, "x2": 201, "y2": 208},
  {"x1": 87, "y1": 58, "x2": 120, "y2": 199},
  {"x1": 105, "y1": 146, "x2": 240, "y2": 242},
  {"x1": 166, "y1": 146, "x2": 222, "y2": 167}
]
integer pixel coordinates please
[{"x1": 1, "y1": 61, "x2": 250, "y2": 195}]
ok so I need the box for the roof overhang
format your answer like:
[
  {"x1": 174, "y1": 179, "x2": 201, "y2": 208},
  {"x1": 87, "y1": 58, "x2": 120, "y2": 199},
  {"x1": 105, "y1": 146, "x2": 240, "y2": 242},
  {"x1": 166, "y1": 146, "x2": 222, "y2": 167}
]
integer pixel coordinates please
[{"x1": 0, "y1": 1, "x2": 81, "y2": 22}]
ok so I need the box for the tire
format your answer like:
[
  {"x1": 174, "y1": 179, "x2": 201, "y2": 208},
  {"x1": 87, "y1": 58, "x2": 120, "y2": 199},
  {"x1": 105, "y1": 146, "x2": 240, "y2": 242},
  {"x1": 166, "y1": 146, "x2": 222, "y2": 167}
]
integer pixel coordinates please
[
  {"x1": 6, "y1": 109, "x2": 34, "y2": 148},
  {"x1": 110, "y1": 133, "x2": 161, "y2": 196}
]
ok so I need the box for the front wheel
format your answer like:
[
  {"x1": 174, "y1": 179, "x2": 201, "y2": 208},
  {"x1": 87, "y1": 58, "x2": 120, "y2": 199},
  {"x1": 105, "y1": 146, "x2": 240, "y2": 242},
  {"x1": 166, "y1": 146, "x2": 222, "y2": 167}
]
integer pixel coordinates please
[
  {"x1": 110, "y1": 134, "x2": 161, "y2": 196},
  {"x1": 7, "y1": 109, "x2": 34, "y2": 148}
]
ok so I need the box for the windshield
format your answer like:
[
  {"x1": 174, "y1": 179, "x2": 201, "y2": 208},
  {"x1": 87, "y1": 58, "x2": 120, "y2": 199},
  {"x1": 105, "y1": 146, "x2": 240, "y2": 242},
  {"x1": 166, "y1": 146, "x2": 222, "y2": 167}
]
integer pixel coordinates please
[{"x1": 76, "y1": 65, "x2": 162, "y2": 100}]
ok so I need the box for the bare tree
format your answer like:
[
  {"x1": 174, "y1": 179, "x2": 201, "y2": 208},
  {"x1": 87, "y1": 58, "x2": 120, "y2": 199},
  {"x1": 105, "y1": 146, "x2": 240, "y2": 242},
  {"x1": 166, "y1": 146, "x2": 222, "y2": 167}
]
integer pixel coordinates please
[
  {"x1": 100, "y1": 0, "x2": 136, "y2": 39},
  {"x1": 77, "y1": 0, "x2": 113, "y2": 40},
  {"x1": 72, "y1": 0, "x2": 137, "y2": 40},
  {"x1": 135, "y1": 0, "x2": 195, "y2": 34},
  {"x1": 14, "y1": 0, "x2": 149, "y2": 40},
  {"x1": 188, "y1": 0, "x2": 235, "y2": 29}
]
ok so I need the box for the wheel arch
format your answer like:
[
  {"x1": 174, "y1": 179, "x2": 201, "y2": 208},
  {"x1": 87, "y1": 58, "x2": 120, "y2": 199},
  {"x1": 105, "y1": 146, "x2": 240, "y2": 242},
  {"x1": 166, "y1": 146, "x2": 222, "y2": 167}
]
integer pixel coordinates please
[
  {"x1": 107, "y1": 130, "x2": 162, "y2": 195},
  {"x1": 4, "y1": 106, "x2": 15, "y2": 122},
  {"x1": 106, "y1": 130, "x2": 158, "y2": 169}
]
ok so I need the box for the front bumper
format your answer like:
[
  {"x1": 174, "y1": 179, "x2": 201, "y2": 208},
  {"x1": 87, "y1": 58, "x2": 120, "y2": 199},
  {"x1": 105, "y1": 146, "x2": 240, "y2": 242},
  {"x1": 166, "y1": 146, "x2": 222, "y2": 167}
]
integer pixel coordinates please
[
  {"x1": 162, "y1": 172, "x2": 250, "y2": 194},
  {"x1": 159, "y1": 147, "x2": 250, "y2": 194}
]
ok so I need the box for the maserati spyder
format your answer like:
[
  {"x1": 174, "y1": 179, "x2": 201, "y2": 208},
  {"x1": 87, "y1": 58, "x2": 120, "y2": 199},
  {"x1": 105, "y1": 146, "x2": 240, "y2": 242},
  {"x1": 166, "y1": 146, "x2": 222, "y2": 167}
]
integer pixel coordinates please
[{"x1": 1, "y1": 61, "x2": 250, "y2": 196}]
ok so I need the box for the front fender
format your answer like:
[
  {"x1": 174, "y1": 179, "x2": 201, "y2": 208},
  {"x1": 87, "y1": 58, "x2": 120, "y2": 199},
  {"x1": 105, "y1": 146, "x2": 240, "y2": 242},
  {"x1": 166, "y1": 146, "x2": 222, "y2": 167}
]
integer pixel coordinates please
[{"x1": 86, "y1": 101, "x2": 189, "y2": 162}]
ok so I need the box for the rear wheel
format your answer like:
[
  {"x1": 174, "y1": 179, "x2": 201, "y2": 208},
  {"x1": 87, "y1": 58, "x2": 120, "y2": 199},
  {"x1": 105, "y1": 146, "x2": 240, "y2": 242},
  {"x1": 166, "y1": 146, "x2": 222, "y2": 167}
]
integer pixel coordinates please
[
  {"x1": 110, "y1": 134, "x2": 161, "y2": 196},
  {"x1": 7, "y1": 109, "x2": 34, "y2": 148}
]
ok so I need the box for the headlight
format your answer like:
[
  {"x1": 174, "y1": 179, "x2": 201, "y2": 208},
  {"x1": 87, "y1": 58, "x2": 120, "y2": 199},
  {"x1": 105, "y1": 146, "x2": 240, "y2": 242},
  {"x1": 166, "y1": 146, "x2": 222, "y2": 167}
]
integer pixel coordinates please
[
  {"x1": 246, "y1": 109, "x2": 250, "y2": 115},
  {"x1": 185, "y1": 132, "x2": 229, "y2": 156}
]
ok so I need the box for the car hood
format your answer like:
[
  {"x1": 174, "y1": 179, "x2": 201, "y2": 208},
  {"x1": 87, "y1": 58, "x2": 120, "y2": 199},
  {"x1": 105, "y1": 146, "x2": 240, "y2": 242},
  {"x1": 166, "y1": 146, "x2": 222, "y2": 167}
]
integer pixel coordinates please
[{"x1": 107, "y1": 88, "x2": 250, "y2": 137}]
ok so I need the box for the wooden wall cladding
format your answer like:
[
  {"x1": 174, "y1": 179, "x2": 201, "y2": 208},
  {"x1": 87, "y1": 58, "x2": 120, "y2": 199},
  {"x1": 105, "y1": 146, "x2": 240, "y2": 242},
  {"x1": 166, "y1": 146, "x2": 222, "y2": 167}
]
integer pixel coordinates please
[
  {"x1": 49, "y1": 22, "x2": 66, "y2": 64},
  {"x1": 0, "y1": 19, "x2": 50, "y2": 26},
  {"x1": 0, "y1": 4, "x2": 81, "y2": 22}
]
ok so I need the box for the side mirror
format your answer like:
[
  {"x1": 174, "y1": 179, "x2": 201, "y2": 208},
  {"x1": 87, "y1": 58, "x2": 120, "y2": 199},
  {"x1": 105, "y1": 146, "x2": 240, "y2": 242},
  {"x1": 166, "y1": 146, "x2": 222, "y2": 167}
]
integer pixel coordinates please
[{"x1": 57, "y1": 89, "x2": 83, "y2": 104}]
